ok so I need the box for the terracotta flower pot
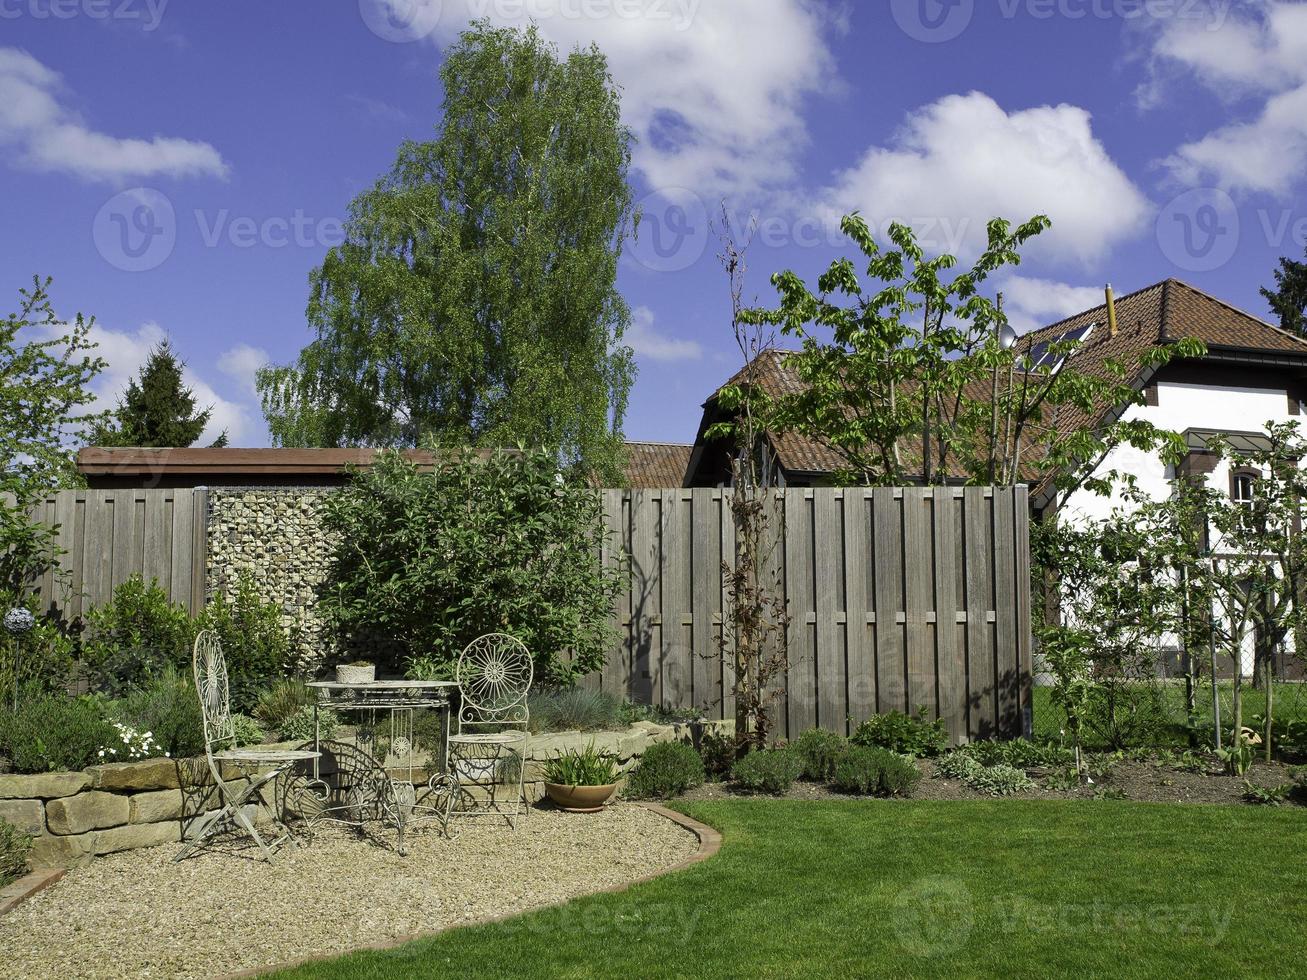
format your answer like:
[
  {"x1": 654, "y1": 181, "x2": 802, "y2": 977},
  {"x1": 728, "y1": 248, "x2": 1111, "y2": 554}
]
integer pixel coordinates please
[{"x1": 545, "y1": 782, "x2": 619, "y2": 813}]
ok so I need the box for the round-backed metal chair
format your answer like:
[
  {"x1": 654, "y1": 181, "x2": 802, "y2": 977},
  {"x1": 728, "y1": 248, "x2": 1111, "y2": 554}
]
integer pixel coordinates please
[
  {"x1": 174, "y1": 630, "x2": 319, "y2": 863},
  {"x1": 443, "y1": 633, "x2": 533, "y2": 828}
]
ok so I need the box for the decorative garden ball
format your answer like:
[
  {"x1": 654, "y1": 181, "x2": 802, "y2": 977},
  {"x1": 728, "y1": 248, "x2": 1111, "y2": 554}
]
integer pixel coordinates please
[{"x1": 3, "y1": 607, "x2": 35, "y2": 635}]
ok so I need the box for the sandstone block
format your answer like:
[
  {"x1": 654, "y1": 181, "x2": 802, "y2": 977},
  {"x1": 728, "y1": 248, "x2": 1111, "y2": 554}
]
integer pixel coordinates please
[
  {"x1": 88, "y1": 758, "x2": 182, "y2": 792},
  {"x1": 45, "y1": 791, "x2": 129, "y2": 835},
  {"x1": 129, "y1": 789, "x2": 184, "y2": 824},
  {"x1": 0, "y1": 798, "x2": 44, "y2": 835},
  {"x1": 27, "y1": 832, "x2": 96, "y2": 869},
  {"x1": 0, "y1": 772, "x2": 90, "y2": 800},
  {"x1": 94, "y1": 821, "x2": 181, "y2": 855}
]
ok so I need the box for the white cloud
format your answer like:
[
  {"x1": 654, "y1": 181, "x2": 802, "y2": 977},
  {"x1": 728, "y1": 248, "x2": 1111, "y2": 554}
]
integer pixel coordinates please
[
  {"x1": 387, "y1": 0, "x2": 841, "y2": 195},
  {"x1": 1148, "y1": 2, "x2": 1307, "y2": 196},
  {"x1": 217, "y1": 343, "x2": 269, "y2": 400},
  {"x1": 625, "y1": 305, "x2": 702, "y2": 363},
  {"x1": 0, "y1": 47, "x2": 228, "y2": 182},
  {"x1": 822, "y1": 92, "x2": 1151, "y2": 265},
  {"x1": 999, "y1": 275, "x2": 1105, "y2": 336}
]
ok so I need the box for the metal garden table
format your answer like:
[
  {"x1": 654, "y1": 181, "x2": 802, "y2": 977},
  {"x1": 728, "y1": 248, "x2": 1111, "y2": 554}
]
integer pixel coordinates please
[{"x1": 298, "y1": 679, "x2": 460, "y2": 855}]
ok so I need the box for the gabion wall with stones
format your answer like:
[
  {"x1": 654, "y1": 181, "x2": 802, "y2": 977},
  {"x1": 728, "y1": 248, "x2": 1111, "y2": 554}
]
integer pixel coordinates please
[{"x1": 206, "y1": 488, "x2": 338, "y2": 673}]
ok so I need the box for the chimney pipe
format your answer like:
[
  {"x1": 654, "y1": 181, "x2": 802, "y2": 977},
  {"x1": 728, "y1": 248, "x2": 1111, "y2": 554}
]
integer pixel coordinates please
[{"x1": 1106, "y1": 283, "x2": 1119, "y2": 338}]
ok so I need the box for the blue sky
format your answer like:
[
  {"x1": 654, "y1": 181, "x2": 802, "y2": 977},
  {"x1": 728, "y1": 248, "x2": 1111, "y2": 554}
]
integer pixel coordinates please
[{"x1": 2, "y1": 0, "x2": 1305, "y2": 446}]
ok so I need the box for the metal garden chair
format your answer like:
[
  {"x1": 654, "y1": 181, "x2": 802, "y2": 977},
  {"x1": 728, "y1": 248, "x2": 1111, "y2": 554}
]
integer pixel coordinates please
[
  {"x1": 174, "y1": 630, "x2": 319, "y2": 863},
  {"x1": 444, "y1": 633, "x2": 533, "y2": 829}
]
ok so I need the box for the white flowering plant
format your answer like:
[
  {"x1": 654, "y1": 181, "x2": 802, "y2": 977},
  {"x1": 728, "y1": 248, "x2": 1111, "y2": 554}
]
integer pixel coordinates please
[{"x1": 98, "y1": 721, "x2": 168, "y2": 762}]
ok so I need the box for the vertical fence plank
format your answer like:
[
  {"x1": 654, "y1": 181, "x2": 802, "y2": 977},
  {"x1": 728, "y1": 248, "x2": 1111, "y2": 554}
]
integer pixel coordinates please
[
  {"x1": 1014, "y1": 486, "x2": 1034, "y2": 738},
  {"x1": 872, "y1": 489, "x2": 905, "y2": 714},
  {"x1": 842, "y1": 489, "x2": 872, "y2": 732},
  {"x1": 143, "y1": 491, "x2": 169, "y2": 590},
  {"x1": 719, "y1": 490, "x2": 737, "y2": 724},
  {"x1": 785, "y1": 490, "x2": 816, "y2": 738},
  {"x1": 630, "y1": 490, "x2": 661, "y2": 706},
  {"x1": 169, "y1": 490, "x2": 195, "y2": 609},
  {"x1": 813, "y1": 489, "x2": 843, "y2": 732},
  {"x1": 190, "y1": 488, "x2": 208, "y2": 615},
  {"x1": 691, "y1": 488, "x2": 720, "y2": 717},
  {"x1": 933, "y1": 487, "x2": 966, "y2": 741},
  {"x1": 662, "y1": 491, "x2": 691, "y2": 711},
  {"x1": 964, "y1": 488, "x2": 996, "y2": 739},
  {"x1": 903, "y1": 490, "x2": 936, "y2": 719}
]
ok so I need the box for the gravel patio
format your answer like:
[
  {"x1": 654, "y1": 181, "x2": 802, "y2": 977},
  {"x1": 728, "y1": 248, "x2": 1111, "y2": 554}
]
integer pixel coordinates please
[{"x1": 0, "y1": 803, "x2": 697, "y2": 979}]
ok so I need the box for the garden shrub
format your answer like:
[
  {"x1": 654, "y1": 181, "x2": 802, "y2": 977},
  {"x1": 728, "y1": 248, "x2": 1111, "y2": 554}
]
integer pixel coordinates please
[
  {"x1": 529, "y1": 687, "x2": 623, "y2": 733},
  {"x1": 831, "y1": 746, "x2": 921, "y2": 797},
  {"x1": 279, "y1": 704, "x2": 337, "y2": 743},
  {"x1": 0, "y1": 592, "x2": 75, "y2": 702},
  {"x1": 697, "y1": 729, "x2": 737, "y2": 781},
  {"x1": 850, "y1": 708, "x2": 948, "y2": 757},
  {"x1": 319, "y1": 449, "x2": 622, "y2": 685},
  {"x1": 113, "y1": 666, "x2": 204, "y2": 759},
  {"x1": 253, "y1": 679, "x2": 315, "y2": 732},
  {"x1": 231, "y1": 713, "x2": 266, "y2": 747},
  {"x1": 82, "y1": 576, "x2": 194, "y2": 697},
  {"x1": 0, "y1": 694, "x2": 116, "y2": 773},
  {"x1": 792, "y1": 728, "x2": 849, "y2": 781},
  {"x1": 0, "y1": 818, "x2": 32, "y2": 887},
  {"x1": 964, "y1": 738, "x2": 1071, "y2": 769},
  {"x1": 198, "y1": 574, "x2": 290, "y2": 712},
  {"x1": 625, "y1": 741, "x2": 705, "y2": 800},
  {"x1": 731, "y1": 747, "x2": 804, "y2": 795},
  {"x1": 934, "y1": 751, "x2": 1035, "y2": 796},
  {"x1": 934, "y1": 751, "x2": 980, "y2": 780}
]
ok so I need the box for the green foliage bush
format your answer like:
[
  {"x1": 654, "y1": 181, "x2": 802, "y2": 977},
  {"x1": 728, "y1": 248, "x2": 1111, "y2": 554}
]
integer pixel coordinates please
[
  {"x1": 113, "y1": 666, "x2": 205, "y2": 759},
  {"x1": 697, "y1": 730, "x2": 737, "y2": 781},
  {"x1": 850, "y1": 709, "x2": 948, "y2": 758},
  {"x1": 280, "y1": 705, "x2": 337, "y2": 743},
  {"x1": 731, "y1": 747, "x2": 804, "y2": 795},
  {"x1": 231, "y1": 713, "x2": 265, "y2": 748},
  {"x1": 625, "y1": 741, "x2": 705, "y2": 800},
  {"x1": 0, "y1": 817, "x2": 32, "y2": 887},
  {"x1": 199, "y1": 575, "x2": 290, "y2": 712},
  {"x1": 830, "y1": 746, "x2": 921, "y2": 797},
  {"x1": 934, "y1": 751, "x2": 1035, "y2": 796},
  {"x1": 83, "y1": 574, "x2": 288, "y2": 711},
  {"x1": 529, "y1": 687, "x2": 623, "y2": 733},
  {"x1": 792, "y1": 728, "x2": 849, "y2": 781},
  {"x1": 82, "y1": 575, "x2": 194, "y2": 697},
  {"x1": 0, "y1": 694, "x2": 115, "y2": 773},
  {"x1": 319, "y1": 449, "x2": 623, "y2": 685},
  {"x1": 0, "y1": 593, "x2": 74, "y2": 702},
  {"x1": 253, "y1": 679, "x2": 315, "y2": 732},
  {"x1": 964, "y1": 738, "x2": 1072, "y2": 769}
]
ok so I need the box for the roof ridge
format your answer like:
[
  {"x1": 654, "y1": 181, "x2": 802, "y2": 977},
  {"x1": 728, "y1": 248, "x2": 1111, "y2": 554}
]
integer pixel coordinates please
[
  {"x1": 625, "y1": 440, "x2": 694, "y2": 448},
  {"x1": 1024, "y1": 280, "x2": 1165, "y2": 339}
]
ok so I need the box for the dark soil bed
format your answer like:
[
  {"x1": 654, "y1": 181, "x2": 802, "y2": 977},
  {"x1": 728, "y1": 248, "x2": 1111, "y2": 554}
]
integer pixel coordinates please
[{"x1": 676, "y1": 756, "x2": 1301, "y2": 806}]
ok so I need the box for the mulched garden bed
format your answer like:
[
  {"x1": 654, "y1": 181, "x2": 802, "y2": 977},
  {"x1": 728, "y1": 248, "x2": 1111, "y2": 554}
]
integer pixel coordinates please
[{"x1": 678, "y1": 755, "x2": 1302, "y2": 806}]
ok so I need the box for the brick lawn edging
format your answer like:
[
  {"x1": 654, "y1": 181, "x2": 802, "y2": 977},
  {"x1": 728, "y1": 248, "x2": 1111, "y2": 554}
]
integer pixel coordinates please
[
  {"x1": 0, "y1": 868, "x2": 64, "y2": 917},
  {"x1": 222, "y1": 801, "x2": 722, "y2": 979}
]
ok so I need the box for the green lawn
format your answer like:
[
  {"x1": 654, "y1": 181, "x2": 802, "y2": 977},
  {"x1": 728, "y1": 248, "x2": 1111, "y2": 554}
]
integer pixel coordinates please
[{"x1": 273, "y1": 800, "x2": 1307, "y2": 979}]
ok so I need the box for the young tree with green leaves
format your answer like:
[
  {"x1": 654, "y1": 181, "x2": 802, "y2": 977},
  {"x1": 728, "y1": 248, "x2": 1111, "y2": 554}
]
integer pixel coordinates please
[
  {"x1": 259, "y1": 22, "x2": 636, "y2": 482},
  {"x1": 91, "y1": 340, "x2": 226, "y2": 448},
  {"x1": 1261, "y1": 244, "x2": 1307, "y2": 338},
  {"x1": 731, "y1": 214, "x2": 1201, "y2": 495},
  {"x1": 1, "y1": 277, "x2": 107, "y2": 594}
]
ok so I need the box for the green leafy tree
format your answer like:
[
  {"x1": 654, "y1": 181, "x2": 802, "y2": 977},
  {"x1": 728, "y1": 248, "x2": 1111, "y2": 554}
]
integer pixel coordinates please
[
  {"x1": 1261, "y1": 244, "x2": 1307, "y2": 338},
  {"x1": 722, "y1": 215, "x2": 1202, "y2": 497},
  {"x1": 318, "y1": 448, "x2": 623, "y2": 685},
  {"x1": 92, "y1": 340, "x2": 226, "y2": 447},
  {"x1": 1, "y1": 276, "x2": 107, "y2": 596},
  {"x1": 259, "y1": 22, "x2": 636, "y2": 482}
]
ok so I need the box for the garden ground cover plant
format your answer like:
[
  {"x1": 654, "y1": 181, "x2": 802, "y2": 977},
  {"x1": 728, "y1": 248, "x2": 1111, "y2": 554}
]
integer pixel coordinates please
[{"x1": 269, "y1": 800, "x2": 1307, "y2": 978}]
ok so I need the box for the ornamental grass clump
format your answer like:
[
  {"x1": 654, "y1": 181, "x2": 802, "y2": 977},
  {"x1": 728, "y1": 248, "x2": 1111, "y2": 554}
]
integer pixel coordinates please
[
  {"x1": 731, "y1": 747, "x2": 804, "y2": 795},
  {"x1": 529, "y1": 687, "x2": 624, "y2": 733},
  {"x1": 625, "y1": 741, "x2": 705, "y2": 800},
  {"x1": 541, "y1": 742, "x2": 620, "y2": 787}
]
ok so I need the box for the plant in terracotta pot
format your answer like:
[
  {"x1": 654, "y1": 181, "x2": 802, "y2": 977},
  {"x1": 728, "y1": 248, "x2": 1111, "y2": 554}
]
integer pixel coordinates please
[
  {"x1": 543, "y1": 742, "x2": 621, "y2": 812},
  {"x1": 336, "y1": 660, "x2": 376, "y2": 684}
]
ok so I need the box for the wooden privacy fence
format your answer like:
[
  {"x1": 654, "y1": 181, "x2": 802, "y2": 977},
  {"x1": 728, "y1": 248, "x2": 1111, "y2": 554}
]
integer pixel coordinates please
[
  {"x1": 588, "y1": 486, "x2": 1033, "y2": 743},
  {"x1": 10, "y1": 489, "x2": 208, "y2": 620}
]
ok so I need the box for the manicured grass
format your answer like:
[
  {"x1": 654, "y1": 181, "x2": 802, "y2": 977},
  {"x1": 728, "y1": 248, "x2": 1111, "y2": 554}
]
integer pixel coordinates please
[{"x1": 272, "y1": 800, "x2": 1307, "y2": 979}]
